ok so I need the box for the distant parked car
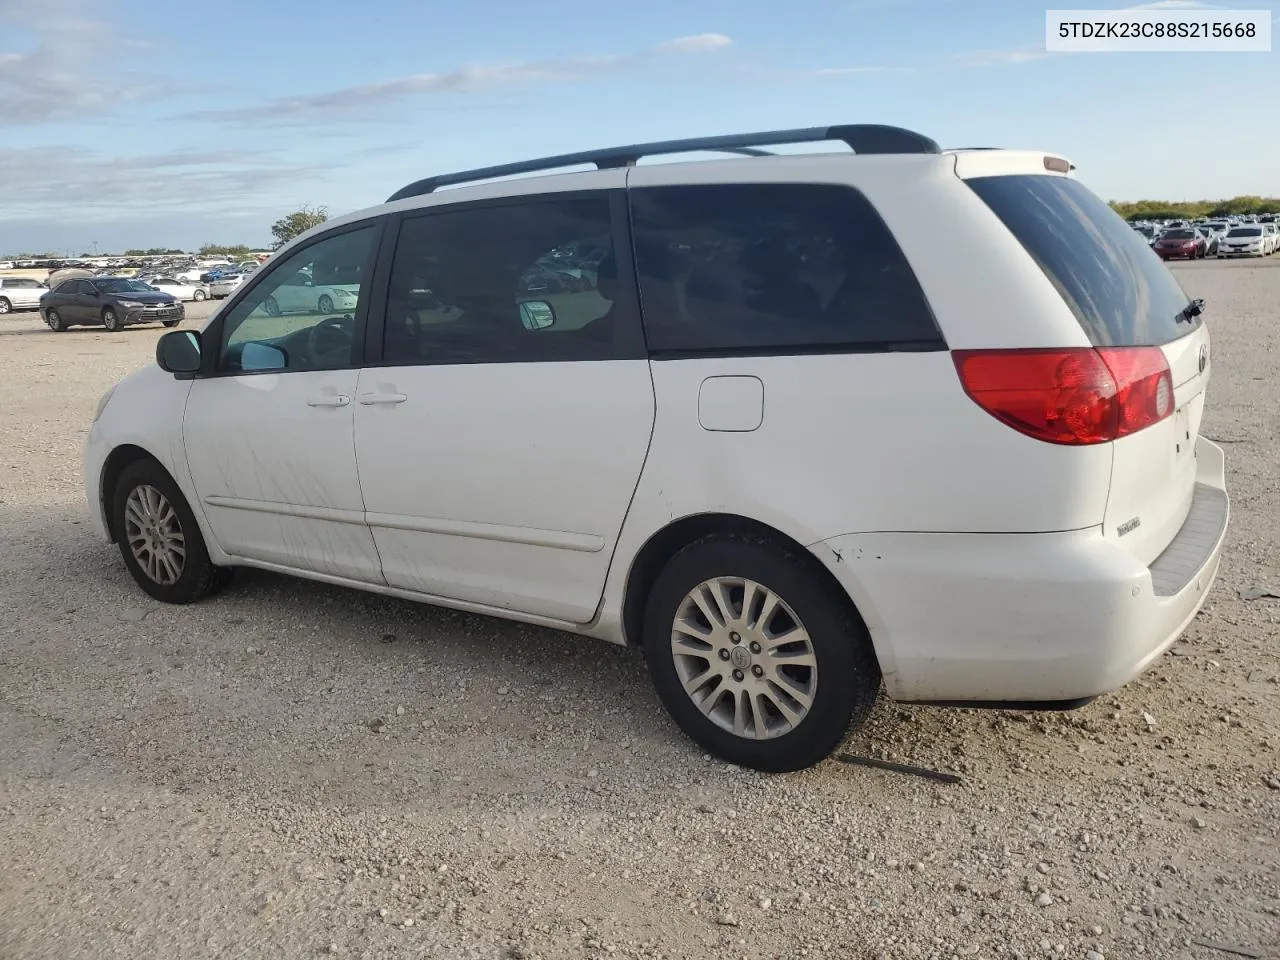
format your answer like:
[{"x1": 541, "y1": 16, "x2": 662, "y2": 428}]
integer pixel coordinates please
[
  {"x1": 1195, "y1": 228, "x2": 1219, "y2": 256},
  {"x1": 143, "y1": 276, "x2": 209, "y2": 302},
  {"x1": 0, "y1": 277, "x2": 48, "y2": 313},
  {"x1": 208, "y1": 273, "x2": 247, "y2": 299},
  {"x1": 1217, "y1": 226, "x2": 1268, "y2": 258},
  {"x1": 255, "y1": 266, "x2": 359, "y2": 316},
  {"x1": 39, "y1": 276, "x2": 184, "y2": 332},
  {"x1": 1154, "y1": 229, "x2": 1206, "y2": 260},
  {"x1": 199, "y1": 263, "x2": 236, "y2": 283},
  {"x1": 1262, "y1": 223, "x2": 1280, "y2": 255}
]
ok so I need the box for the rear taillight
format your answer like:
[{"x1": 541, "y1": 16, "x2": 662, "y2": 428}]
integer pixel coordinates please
[{"x1": 952, "y1": 347, "x2": 1174, "y2": 445}]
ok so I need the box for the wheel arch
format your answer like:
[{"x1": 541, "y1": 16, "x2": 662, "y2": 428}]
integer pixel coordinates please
[
  {"x1": 619, "y1": 512, "x2": 872, "y2": 653},
  {"x1": 100, "y1": 444, "x2": 170, "y2": 543}
]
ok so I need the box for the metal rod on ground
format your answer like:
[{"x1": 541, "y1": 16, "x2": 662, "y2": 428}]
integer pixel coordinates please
[{"x1": 836, "y1": 754, "x2": 966, "y2": 785}]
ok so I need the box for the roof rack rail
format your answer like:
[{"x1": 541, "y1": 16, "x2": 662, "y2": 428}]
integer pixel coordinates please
[{"x1": 385, "y1": 124, "x2": 940, "y2": 202}]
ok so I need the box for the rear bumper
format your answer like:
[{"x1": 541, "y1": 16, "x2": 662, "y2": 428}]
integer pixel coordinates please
[{"x1": 810, "y1": 438, "x2": 1229, "y2": 703}]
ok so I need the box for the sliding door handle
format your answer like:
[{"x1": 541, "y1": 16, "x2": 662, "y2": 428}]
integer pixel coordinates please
[
  {"x1": 306, "y1": 395, "x2": 351, "y2": 407},
  {"x1": 358, "y1": 392, "x2": 408, "y2": 405}
]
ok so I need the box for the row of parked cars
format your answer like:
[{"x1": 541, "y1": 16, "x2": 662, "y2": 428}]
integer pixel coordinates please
[
  {"x1": 1134, "y1": 214, "x2": 1280, "y2": 261},
  {"x1": 0, "y1": 256, "x2": 272, "y2": 318}
]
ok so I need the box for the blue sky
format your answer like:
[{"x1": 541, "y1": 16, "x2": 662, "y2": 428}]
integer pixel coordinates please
[{"x1": 1, "y1": 0, "x2": 1276, "y2": 253}]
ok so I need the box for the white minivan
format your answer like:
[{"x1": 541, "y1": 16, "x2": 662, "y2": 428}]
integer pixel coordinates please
[{"x1": 84, "y1": 125, "x2": 1228, "y2": 771}]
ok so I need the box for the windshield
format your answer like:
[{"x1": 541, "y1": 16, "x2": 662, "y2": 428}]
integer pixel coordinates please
[
  {"x1": 95, "y1": 278, "x2": 154, "y2": 293},
  {"x1": 967, "y1": 174, "x2": 1196, "y2": 347},
  {"x1": 1227, "y1": 228, "x2": 1262, "y2": 237},
  {"x1": 1164, "y1": 230, "x2": 1195, "y2": 240}
]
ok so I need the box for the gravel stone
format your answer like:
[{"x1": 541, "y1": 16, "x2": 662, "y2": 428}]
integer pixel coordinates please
[{"x1": 0, "y1": 268, "x2": 1276, "y2": 957}]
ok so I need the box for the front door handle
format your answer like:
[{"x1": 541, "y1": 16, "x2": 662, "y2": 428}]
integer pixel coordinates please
[
  {"x1": 306, "y1": 395, "x2": 351, "y2": 407},
  {"x1": 358, "y1": 392, "x2": 408, "y2": 405}
]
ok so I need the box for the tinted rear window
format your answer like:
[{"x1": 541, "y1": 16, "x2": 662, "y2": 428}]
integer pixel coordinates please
[
  {"x1": 967, "y1": 175, "x2": 1196, "y2": 347},
  {"x1": 629, "y1": 183, "x2": 941, "y2": 354}
]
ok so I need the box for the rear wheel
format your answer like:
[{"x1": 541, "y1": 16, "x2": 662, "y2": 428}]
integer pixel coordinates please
[
  {"x1": 643, "y1": 534, "x2": 880, "y2": 772},
  {"x1": 263, "y1": 296, "x2": 281, "y2": 317},
  {"x1": 46, "y1": 309, "x2": 66, "y2": 332},
  {"x1": 317, "y1": 294, "x2": 334, "y2": 314},
  {"x1": 193, "y1": 289, "x2": 207, "y2": 301},
  {"x1": 0, "y1": 297, "x2": 11, "y2": 314},
  {"x1": 111, "y1": 459, "x2": 231, "y2": 604},
  {"x1": 103, "y1": 307, "x2": 122, "y2": 331}
]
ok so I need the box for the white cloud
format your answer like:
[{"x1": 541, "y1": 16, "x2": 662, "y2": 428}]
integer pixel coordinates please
[
  {"x1": 0, "y1": 0, "x2": 180, "y2": 123},
  {"x1": 186, "y1": 34, "x2": 734, "y2": 126},
  {"x1": 0, "y1": 146, "x2": 326, "y2": 222},
  {"x1": 957, "y1": 48, "x2": 1056, "y2": 66},
  {"x1": 812, "y1": 66, "x2": 896, "y2": 75},
  {"x1": 654, "y1": 33, "x2": 733, "y2": 53}
]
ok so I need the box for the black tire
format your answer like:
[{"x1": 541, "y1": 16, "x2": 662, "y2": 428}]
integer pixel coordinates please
[
  {"x1": 162, "y1": 318, "x2": 180, "y2": 328},
  {"x1": 193, "y1": 289, "x2": 207, "y2": 301},
  {"x1": 0, "y1": 297, "x2": 11, "y2": 315},
  {"x1": 46, "y1": 309, "x2": 67, "y2": 332},
  {"x1": 642, "y1": 534, "x2": 881, "y2": 772},
  {"x1": 110, "y1": 459, "x2": 228, "y2": 604},
  {"x1": 103, "y1": 307, "x2": 122, "y2": 332},
  {"x1": 263, "y1": 296, "x2": 281, "y2": 317},
  {"x1": 317, "y1": 294, "x2": 334, "y2": 314}
]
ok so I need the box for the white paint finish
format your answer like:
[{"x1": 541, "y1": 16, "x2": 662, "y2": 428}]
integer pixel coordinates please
[
  {"x1": 698, "y1": 376, "x2": 763, "y2": 432},
  {"x1": 352, "y1": 360, "x2": 655, "y2": 624},
  {"x1": 636, "y1": 353, "x2": 1114, "y2": 540},
  {"x1": 1101, "y1": 325, "x2": 1212, "y2": 565},
  {"x1": 364, "y1": 512, "x2": 605, "y2": 553},
  {"x1": 83, "y1": 365, "x2": 202, "y2": 544},
  {"x1": 811, "y1": 439, "x2": 1228, "y2": 702},
  {"x1": 182, "y1": 371, "x2": 384, "y2": 583},
  {"x1": 950, "y1": 149, "x2": 1073, "y2": 180}
]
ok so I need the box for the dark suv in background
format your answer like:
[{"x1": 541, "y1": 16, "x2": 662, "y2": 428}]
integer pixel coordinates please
[{"x1": 39, "y1": 277, "x2": 184, "y2": 332}]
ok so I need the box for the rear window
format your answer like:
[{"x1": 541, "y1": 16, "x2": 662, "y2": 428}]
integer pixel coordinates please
[
  {"x1": 628, "y1": 183, "x2": 941, "y2": 354},
  {"x1": 967, "y1": 175, "x2": 1197, "y2": 347}
]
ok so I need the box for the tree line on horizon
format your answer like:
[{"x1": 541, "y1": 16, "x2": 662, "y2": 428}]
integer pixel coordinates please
[
  {"x1": 1110, "y1": 195, "x2": 1280, "y2": 221},
  {"x1": 3, "y1": 205, "x2": 331, "y2": 261}
]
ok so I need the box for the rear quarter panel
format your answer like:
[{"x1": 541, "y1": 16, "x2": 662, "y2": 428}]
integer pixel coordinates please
[{"x1": 597, "y1": 155, "x2": 1115, "y2": 637}]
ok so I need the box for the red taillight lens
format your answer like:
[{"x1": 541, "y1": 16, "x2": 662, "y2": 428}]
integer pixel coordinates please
[{"x1": 952, "y1": 347, "x2": 1174, "y2": 445}]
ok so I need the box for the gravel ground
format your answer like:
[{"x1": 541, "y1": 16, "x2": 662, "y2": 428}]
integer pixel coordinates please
[{"x1": 1, "y1": 263, "x2": 1277, "y2": 960}]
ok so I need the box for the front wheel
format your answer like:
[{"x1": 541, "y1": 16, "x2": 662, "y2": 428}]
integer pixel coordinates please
[
  {"x1": 103, "y1": 307, "x2": 122, "y2": 331},
  {"x1": 317, "y1": 294, "x2": 334, "y2": 314},
  {"x1": 193, "y1": 289, "x2": 207, "y2": 301},
  {"x1": 162, "y1": 318, "x2": 180, "y2": 328},
  {"x1": 643, "y1": 534, "x2": 881, "y2": 772},
  {"x1": 111, "y1": 460, "x2": 230, "y2": 604},
  {"x1": 0, "y1": 297, "x2": 11, "y2": 315},
  {"x1": 46, "y1": 309, "x2": 67, "y2": 332}
]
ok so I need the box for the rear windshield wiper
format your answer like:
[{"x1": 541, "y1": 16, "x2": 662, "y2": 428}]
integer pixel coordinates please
[{"x1": 1176, "y1": 298, "x2": 1205, "y2": 324}]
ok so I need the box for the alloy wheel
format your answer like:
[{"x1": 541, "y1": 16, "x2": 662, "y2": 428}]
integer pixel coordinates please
[
  {"x1": 124, "y1": 484, "x2": 186, "y2": 586},
  {"x1": 670, "y1": 577, "x2": 818, "y2": 740}
]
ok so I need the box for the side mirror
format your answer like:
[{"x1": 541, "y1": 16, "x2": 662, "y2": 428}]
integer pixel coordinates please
[
  {"x1": 156, "y1": 330, "x2": 202, "y2": 375},
  {"x1": 519, "y1": 300, "x2": 557, "y2": 331},
  {"x1": 240, "y1": 342, "x2": 288, "y2": 371}
]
